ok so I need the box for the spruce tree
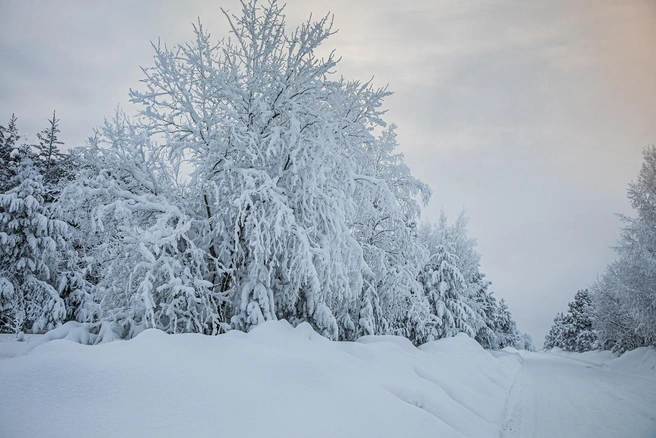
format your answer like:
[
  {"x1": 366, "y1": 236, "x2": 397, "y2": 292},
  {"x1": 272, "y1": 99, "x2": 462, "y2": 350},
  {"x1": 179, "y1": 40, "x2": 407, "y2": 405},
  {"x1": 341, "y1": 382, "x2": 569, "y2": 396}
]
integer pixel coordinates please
[
  {"x1": 418, "y1": 221, "x2": 476, "y2": 339},
  {"x1": 543, "y1": 312, "x2": 567, "y2": 350},
  {"x1": 494, "y1": 299, "x2": 522, "y2": 348},
  {"x1": 0, "y1": 159, "x2": 68, "y2": 332},
  {"x1": 34, "y1": 111, "x2": 66, "y2": 186},
  {"x1": 0, "y1": 114, "x2": 21, "y2": 192},
  {"x1": 566, "y1": 289, "x2": 596, "y2": 351},
  {"x1": 544, "y1": 289, "x2": 596, "y2": 352}
]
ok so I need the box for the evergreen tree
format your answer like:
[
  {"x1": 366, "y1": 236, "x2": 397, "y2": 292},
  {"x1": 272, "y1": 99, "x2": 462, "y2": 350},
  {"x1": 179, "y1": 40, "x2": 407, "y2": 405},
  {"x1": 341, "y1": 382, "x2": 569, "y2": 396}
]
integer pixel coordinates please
[
  {"x1": 543, "y1": 312, "x2": 567, "y2": 350},
  {"x1": 472, "y1": 283, "x2": 499, "y2": 349},
  {"x1": 0, "y1": 160, "x2": 68, "y2": 333},
  {"x1": 35, "y1": 111, "x2": 64, "y2": 170},
  {"x1": 416, "y1": 212, "x2": 529, "y2": 348},
  {"x1": 446, "y1": 213, "x2": 499, "y2": 346},
  {"x1": 33, "y1": 111, "x2": 68, "y2": 187},
  {"x1": 544, "y1": 289, "x2": 596, "y2": 352},
  {"x1": 0, "y1": 114, "x2": 22, "y2": 192},
  {"x1": 494, "y1": 299, "x2": 522, "y2": 348},
  {"x1": 567, "y1": 289, "x2": 596, "y2": 351},
  {"x1": 418, "y1": 220, "x2": 476, "y2": 339}
]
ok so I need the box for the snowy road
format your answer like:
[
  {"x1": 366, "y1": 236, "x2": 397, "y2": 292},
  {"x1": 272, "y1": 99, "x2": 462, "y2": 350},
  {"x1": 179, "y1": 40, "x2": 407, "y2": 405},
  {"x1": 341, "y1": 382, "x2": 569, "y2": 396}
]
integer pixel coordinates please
[{"x1": 502, "y1": 352, "x2": 656, "y2": 438}]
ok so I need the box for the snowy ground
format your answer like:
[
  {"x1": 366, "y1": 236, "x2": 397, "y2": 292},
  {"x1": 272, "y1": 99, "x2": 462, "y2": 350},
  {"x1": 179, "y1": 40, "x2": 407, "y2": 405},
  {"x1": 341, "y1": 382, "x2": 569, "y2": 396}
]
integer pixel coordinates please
[
  {"x1": 501, "y1": 350, "x2": 656, "y2": 438},
  {"x1": 0, "y1": 322, "x2": 520, "y2": 438},
  {"x1": 1, "y1": 326, "x2": 654, "y2": 438}
]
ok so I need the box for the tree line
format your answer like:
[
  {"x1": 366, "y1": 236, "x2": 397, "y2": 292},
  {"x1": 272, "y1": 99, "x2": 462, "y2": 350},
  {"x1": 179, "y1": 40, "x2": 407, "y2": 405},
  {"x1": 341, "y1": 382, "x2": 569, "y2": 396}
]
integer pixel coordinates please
[
  {"x1": 545, "y1": 147, "x2": 656, "y2": 353},
  {"x1": 0, "y1": 0, "x2": 532, "y2": 350}
]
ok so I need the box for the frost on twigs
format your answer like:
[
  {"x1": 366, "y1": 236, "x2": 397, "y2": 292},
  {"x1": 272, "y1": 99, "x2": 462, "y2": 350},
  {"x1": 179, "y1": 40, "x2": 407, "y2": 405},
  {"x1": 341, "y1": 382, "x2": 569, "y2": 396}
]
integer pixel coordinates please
[{"x1": 122, "y1": 0, "x2": 418, "y2": 339}]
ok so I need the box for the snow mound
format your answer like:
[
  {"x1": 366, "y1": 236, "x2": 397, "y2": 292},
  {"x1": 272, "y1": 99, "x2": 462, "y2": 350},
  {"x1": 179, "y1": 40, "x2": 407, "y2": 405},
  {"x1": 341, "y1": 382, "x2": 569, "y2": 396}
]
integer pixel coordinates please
[
  {"x1": 548, "y1": 347, "x2": 656, "y2": 379},
  {"x1": 611, "y1": 347, "x2": 656, "y2": 376},
  {"x1": 0, "y1": 322, "x2": 520, "y2": 437}
]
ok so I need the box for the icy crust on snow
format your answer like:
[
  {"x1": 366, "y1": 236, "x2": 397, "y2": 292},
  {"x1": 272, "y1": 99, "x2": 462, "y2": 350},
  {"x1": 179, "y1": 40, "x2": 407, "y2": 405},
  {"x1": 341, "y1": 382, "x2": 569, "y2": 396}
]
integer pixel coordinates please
[
  {"x1": 0, "y1": 322, "x2": 520, "y2": 438},
  {"x1": 547, "y1": 347, "x2": 656, "y2": 378}
]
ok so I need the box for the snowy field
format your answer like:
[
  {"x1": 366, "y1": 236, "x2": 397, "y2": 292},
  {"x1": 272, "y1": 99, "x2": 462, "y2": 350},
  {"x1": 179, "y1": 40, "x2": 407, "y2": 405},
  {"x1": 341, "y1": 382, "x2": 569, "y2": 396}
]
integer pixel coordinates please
[
  {"x1": 0, "y1": 322, "x2": 520, "y2": 438},
  {"x1": 1, "y1": 325, "x2": 655, "y2": 438}
]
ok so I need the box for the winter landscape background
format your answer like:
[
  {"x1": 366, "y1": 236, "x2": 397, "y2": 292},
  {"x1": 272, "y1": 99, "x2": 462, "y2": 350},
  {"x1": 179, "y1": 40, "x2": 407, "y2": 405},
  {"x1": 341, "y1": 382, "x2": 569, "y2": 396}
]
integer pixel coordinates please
[
  {"x1": 2, "y1": 0, "x2": 655, "y2": 344},
  {"x1": 1, "y1": 1, "x2": 655, "y2": 437}
]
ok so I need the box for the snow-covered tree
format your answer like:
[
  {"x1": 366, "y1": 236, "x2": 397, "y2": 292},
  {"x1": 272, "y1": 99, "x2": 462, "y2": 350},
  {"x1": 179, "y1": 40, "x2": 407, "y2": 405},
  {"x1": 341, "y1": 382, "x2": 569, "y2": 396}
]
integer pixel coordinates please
[
  {"x1": 591, "y1": 146, "x2": 656, "y2": 353},
  {"x1": 493, "y1": 298, "x2": 522, "y2": 349},
  {"x1": 350, "y1": 125, "x2": 431, "y2": 339},
  {"x1": 1, "y1": 1, "x2": 535, "y2": 349},
  {"x1": 57, "y1": 112, "x2": 223, "y2": 337},
  {"x1": 544, "y1": 290, "x2": 596, "y2": 352},
  {"x1": 1, "y1": 112, "x2": 76, "y2": 196},
  {"x1": 613, "y1": 147, "x2": 656, "y2": 346},
  {"x1": 519, "y1": 333, "x2": 535, "y2": 351},
  {"x1": 0, "y1": 114, "x2": 22, "y2": 192},
  {"x1": 444, "y1": 212, "x2": 499, "y2": 345},
  {"x1": 0, "y1": 160, "x2": 68, "y2": 333},
  {"x1": 543, "y1": 312, "x2": 567, "y2": 350},
  {"x1": 414, "y1": 212, "x2": 529, "y2": 348},
  {"x1": 471, "y1": 279, "x2": 499, "y2": 349},
  {"x1": 124, "y1": 0, "x2": 417, "y2": 339},
  {"x1": 418, "y1": 220, "x2": 476, "y2": 339},
  {"x1": 34, "y1": 111, "x2": 65, "y2": 173},
  {"x1": 591, "y1": 267, "x2": 644, "y2": 353},
  {"x1": 32, "y1": 110, "x2": 75, "y2": 195},
  {"x1": 566, "y1": 289, "x2": 596, "y2": 351}
]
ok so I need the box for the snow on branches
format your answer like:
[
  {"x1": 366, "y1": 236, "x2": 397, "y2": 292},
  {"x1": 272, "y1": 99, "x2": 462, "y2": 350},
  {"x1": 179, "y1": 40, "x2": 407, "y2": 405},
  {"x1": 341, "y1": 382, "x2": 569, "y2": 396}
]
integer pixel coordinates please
[{"x1": 0, "y1": 0, "x2": 531, "y2": 350}]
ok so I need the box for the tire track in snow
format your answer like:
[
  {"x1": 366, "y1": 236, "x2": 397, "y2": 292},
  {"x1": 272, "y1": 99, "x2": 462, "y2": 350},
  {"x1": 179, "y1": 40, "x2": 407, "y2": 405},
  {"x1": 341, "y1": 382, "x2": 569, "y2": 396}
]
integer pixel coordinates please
[{"x1": 501, "y1": 352, "x2": 656, "y2": 438}]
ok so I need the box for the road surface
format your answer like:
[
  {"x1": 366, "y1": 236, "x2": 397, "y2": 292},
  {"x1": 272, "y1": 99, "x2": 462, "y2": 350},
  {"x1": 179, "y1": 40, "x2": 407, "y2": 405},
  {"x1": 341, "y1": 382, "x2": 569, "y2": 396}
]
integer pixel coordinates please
[{"x1": 502, "y1": 352, "x2": 656, "y2": 437}]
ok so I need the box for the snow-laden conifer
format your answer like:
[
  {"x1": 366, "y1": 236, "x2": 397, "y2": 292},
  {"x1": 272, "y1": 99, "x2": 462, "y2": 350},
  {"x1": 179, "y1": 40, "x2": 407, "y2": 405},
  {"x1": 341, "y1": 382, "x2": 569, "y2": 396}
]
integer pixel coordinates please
[
  {"x1": 0, "y1": 160, "x2": 68, "y2": 332},
  {"x1": 492, "y1": 298, "x2": 522, "y2": 349},
  {"x1": 418, "y1": 219, "x2": 476, "y2": 339},
  {"x1": 0, "y1": 114, "x2": 22, "y2": 193}
]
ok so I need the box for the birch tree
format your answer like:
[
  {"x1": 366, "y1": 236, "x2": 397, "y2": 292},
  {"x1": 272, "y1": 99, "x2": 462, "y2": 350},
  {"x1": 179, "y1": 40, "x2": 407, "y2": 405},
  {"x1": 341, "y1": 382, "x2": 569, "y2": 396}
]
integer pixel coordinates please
[{"x1": 127, "y1": 0, "x2": 406, "y2": 339}]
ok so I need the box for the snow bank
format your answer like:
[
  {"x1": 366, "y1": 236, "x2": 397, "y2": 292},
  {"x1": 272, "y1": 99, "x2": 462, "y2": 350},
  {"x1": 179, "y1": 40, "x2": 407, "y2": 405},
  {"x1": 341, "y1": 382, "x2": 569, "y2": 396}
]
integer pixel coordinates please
[
  {"x1": 548, "y1": 347, "x2": 656, "y2": 378},
  {"x1": 0, "y1": 322, "x2": 520, "y2": 438},
  {"x1": 611, "y1": 347, "x2": 656, "y2": 376}
]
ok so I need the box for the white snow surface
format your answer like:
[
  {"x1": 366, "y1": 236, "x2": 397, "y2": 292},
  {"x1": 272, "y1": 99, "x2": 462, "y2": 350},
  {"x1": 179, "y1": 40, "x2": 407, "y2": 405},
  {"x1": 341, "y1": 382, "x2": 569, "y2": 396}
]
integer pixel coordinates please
[
  {"x1": 0, "y1": 322, "x2": 520, "y2": 438},
  {"x1": 502, "y1": 349, "x2": 656, "y2": 437},
  {"x1": 3, "y1": 326, "x2": 654, "y2": 438},
  {"x1": 547, "y1": 346, "x2": 656, "y2": 378}
]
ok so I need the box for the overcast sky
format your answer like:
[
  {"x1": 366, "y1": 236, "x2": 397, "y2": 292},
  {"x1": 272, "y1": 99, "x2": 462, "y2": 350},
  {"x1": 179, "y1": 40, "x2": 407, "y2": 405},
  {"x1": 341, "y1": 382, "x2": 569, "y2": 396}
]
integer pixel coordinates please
[{"x1": 2, "y1": 0, "x2": 655, "y2": 345}]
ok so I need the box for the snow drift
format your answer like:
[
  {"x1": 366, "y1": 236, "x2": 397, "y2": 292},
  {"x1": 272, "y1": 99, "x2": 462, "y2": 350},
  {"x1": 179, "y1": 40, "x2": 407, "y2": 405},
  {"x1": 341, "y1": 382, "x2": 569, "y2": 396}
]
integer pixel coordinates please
[
  {"x1": 0, "y1": 321, "x2": 520, "y2": 437},
  {"x1": 547, "y1": 346, "x2": 656, "y2": 379}
]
